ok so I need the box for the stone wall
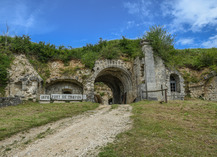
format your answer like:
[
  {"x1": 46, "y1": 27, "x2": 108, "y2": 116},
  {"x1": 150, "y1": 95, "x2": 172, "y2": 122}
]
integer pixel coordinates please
[
  {"x1": 0, "y1": 96, "x2": 22, "y2": 107},
  {"x1": 189, "y1": 74, "x2": 217, "y2": 101},
  {"x1": 5, "y1": 55, "x2": 43, "y2": 101},
  {"x1": 204, "y1": 76, "x2": 217, "y2": 101}
]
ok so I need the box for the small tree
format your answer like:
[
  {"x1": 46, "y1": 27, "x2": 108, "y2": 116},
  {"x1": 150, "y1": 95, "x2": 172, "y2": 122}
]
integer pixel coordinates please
[{"x1": 143, "y1": 25, "x2": 175, "y2": 62}]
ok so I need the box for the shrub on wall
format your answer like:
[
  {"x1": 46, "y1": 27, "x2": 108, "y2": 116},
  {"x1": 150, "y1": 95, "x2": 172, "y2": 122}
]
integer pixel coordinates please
[
  {"x1": 0, "y1": 53, "x2": 12, "y2": 95},
  {"x1": 144, "y1": 25, "x2": 175, "y2": 62}
]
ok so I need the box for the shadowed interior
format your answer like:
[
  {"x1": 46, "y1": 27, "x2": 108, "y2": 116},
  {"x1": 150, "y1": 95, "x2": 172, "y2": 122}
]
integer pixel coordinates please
[{"x1": 95, "y1": 67, "x2": 132, "y2": 104}]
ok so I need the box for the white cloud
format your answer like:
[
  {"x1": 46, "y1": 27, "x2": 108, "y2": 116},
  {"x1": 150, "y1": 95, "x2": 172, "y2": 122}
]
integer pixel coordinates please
[
  {"x1": 202, "y1": 35, "x2": 217, "y2": 48},
  {"x1": 124, "y1": 2, "x2": 140, "y2": 14},
  {"x1": 0, "y1": 0, "x2": 57, "y2": 35},
  {"x1": 162, "y1": 0, "x2": 217, "y2": 32},
  {"x1": 177, "y1": 38, "x2": 194, "y2": 45},
  {"x1": 126, "y1": 21, "x2": 135, "y2": 29},
  {"x1": 123, "y1": 0, "x2": 152, "y2": 18},
  {"x1": 0, "y1": 1, "x2": 35, "y2": 33}
]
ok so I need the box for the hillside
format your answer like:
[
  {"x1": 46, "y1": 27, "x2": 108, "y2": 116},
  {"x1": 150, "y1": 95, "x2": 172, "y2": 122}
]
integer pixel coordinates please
[{"x1": 0, "y1": 35, "x2": 217, "y2": 98}]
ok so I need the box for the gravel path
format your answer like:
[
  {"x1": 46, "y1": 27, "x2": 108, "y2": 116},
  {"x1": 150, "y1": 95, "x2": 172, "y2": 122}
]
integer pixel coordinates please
[{"x1": 0, "y1": 105, "x2": 132, "y2": 157}]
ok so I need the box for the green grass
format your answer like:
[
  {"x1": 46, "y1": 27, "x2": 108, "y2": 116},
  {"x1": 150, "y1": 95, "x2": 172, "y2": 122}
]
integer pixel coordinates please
[
  {"x1": 99, "y1": 100, "x2": 217, "y2": 157},
  {"x1": 0, "y1": 101, "x2": 99, "y2": 141},
  {"x1": 110, "y1": 104, "x2": 119, "y2": 110}
]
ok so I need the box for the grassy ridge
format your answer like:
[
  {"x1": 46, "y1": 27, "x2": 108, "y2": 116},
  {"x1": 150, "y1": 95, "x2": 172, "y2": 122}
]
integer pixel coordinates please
[
  {"x1": 169, "y1": 48, "x2": 217, "y2": 71},
  {"x1": 0, "y1": 102, "x2": 99, "y2": 141},
  {"x1": 0, "y1": 36, "x2": 142, "y2": 68},
  {"x1": 99, "y1": 100, "x2": 217, "y2": 157}
]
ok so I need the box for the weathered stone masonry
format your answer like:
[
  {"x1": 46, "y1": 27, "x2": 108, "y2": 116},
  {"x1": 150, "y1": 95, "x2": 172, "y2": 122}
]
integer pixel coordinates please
[
  {"x1": 5, "y1": 41, "x2": 189, "y2": 103},
  {"x1": 0, "y1": 96, "x2": 22, "y2": 107}
]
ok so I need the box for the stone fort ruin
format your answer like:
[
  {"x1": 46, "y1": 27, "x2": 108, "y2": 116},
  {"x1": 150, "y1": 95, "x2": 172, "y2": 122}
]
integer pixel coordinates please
[{"x1": 5, "y1": 40, "x2": 186, "y2": 104}]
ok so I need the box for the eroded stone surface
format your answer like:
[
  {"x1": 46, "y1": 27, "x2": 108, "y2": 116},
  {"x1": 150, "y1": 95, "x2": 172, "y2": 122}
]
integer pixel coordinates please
[{"x1": 5, "y1": 55, "x2": 43, "y2": 100}]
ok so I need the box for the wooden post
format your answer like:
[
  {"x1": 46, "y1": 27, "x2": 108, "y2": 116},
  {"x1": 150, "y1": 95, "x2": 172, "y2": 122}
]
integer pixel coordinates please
[
  {"x1": 146, "y1": 90, "x2": 148, "y2": 100},
  {"x1": 164, "y1": 89, "x2": 168, "y2": 103},
  {"x1": 161, "y1": 85, "x2": 163, "y2": 96},
  {"x1": 145, "y1": 82, "x2": 148, "y2": 100}
]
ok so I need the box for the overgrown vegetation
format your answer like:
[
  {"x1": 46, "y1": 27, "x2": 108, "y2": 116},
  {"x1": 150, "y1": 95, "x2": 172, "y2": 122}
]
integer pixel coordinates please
[
  {"x1": 99, "y1": 100, "x2": 217, "y2": 157},
  {"x1": 0, "y1": 101, "x2": 99, "y2": 141},
  {"x1": 0, "y1": 53, "x2": 12, "y2": 95},
  {"x1": 144, "y1": 25, "x2": 217, "y2": 72},
  {"x1": 171, "y1": 48, "x2": 217, "y2": 71},
  {"x1": 60, "y1": 66, "x2": 81, "y2": 76},
  {"x1": 0, "y1": 35, "x2": 13, "y2": 95},
  {"x1": 144, "y1": 25, "x2": 175, "y2": 63},
  {"x1": 0, "y1": 35, "x2": 142, "y2": 69},
  {"x1": 28, "y1": 58, "x2": 50, "y2": 83}
]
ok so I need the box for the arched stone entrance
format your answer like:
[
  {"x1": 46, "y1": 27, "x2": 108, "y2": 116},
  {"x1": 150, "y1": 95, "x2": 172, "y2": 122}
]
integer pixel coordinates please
[
  {"x1": 94, "y1": 67, "x2": 133, "y2": 104},
  {"x1": 45, "y1": 79, "x2": 83, "y2": 95}
]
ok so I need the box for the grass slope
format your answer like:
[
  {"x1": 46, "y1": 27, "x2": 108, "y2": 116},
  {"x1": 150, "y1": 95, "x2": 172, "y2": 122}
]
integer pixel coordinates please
[
  {"x1": 0, "y1": 101, "x2": 99, "y2": 141},
  {"x1": 99, "y1": 100, "x2": 217, "y2": 157}
]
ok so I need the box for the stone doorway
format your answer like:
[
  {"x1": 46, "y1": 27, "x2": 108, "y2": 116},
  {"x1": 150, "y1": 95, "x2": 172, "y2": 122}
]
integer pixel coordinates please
[{"x1": 94, "y1": 67, "x2": 133, "y2": 104}]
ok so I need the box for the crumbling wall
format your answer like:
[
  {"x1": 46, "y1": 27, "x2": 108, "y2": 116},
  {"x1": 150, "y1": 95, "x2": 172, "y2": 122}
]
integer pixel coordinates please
[
  {"x1": 5, "y1": 54, "x2": 43, "y2": 101},
  {"x1": 189, "y1": 72, "x2": 217, "y2": 101}
]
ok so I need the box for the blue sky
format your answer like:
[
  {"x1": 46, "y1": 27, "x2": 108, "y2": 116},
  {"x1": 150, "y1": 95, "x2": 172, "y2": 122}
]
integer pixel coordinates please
[{"x1": 0, "y1": 0, "x2": 217, "y2": 49}]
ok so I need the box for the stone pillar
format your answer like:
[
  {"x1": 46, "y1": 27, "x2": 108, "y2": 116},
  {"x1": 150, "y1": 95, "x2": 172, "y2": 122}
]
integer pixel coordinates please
[
  {"x1": 83, "y1": 81, "x2": 95, "y2": 102},
  {"x1": 142, "y1": 40, "x2": 158, "y2": 100}
]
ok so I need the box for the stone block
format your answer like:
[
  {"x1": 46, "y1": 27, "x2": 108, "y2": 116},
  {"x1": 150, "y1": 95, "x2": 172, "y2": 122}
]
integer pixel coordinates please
[{"x1": 0, "y1": 97, "x2": 22, "y2": 108}]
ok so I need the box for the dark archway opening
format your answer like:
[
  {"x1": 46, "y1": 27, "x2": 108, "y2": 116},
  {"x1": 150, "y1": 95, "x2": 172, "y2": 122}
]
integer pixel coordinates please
[
  {"x1": 94, "y1": 67, "x2": 132, "y2": 104},
  {"x1": 63, "y1": 91, "x2": 72, "y2": 94},
  {"x1": 108, "y1": 98, "x2": 113, "y2": 105},
  {"x1": 95, "y1": 75, "x2": 123, "y2": 104}
]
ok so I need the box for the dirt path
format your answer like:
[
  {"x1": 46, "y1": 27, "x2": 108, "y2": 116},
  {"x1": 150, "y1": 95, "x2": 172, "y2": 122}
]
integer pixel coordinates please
[{"x1": 0, "y1": 105, "x2": 132, "y2": 157}]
